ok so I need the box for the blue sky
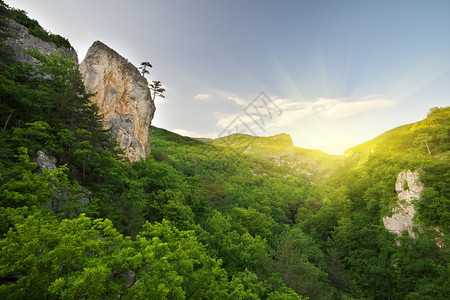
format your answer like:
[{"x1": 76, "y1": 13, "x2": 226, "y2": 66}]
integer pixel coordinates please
[{"x1": 8, "y1": 0, "x2": 450, "y2": 154}]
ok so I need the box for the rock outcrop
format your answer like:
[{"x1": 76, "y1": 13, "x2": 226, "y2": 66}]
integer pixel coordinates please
[
  {"x1": 4, "y1": 19, "x2": 77, "y2": 63},
  {"x1": 383, "y1": 170, "x2": 424, "y2": 239},
  {"x1": 36, "y1": 151, "x2": 91, "y2": 211},
  {"x1": 79, "y1": 41, "x2": 155, "y2": 161},
  {"x1": 36, "y1": 151, "x2": 57, "y2": 172}
]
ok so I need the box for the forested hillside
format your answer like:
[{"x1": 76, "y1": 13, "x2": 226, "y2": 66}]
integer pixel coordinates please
[
  {"x1": 0, "y1": 2, "x2": 449, "y2": 299},
  {"x1": 209, "y1": 133, "x2": 342, "y2": 182}
]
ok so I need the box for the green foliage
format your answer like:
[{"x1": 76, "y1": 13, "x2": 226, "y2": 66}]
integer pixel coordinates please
[
  {"x1": 403, "y1": 179, "x2": 409, "y2": 190},
  {"x1": 0, "y1": 147, "x2": 65, "y2": 208},
  {"x1": 0, "y1": 42, "x2": 15, "y2": 64},
  {"x1": 415, "y1": 161, "x2": 450, "y2": 233},
  {"x1": 0, "y1": 214, "x2": 228, "y2": 299},
  {"x1": 426, "y1": 106, "x2": 450, "y2": 122},
  {"x1": 131, "y1": 220, "x2": 227, "y2": 299},
  {"x1": 10, "y1": 121, "x2": 59, "y2": 154},
  {"x1": 227, "y1": 270, "x2": 268, "y2": 299},
  {"x1": 272, "y1": 227, "x2": 336, "y2": 299}
]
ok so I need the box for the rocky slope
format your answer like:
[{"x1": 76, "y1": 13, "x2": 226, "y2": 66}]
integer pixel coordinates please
[
  {"x1": 4, "y1": 19, "x2": 77, "y2": 63},
  {"x1": 79, "y1": 41, "x2": 155, "y2": 161}
]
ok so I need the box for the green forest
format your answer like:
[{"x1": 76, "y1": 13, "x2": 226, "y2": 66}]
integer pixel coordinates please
[{"x1": 0, "y1": 2, "x2": 449, "y2": 299}]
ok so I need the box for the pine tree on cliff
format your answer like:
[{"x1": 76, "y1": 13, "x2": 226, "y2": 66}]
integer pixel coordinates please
[
  {"x1": 149, "y1": 80, "x2": 165, "y2": 101},
  {"x1": 139, "y1": 61, "x2": 165, "y2": 101},
  {"x1": 139, "y1": 61, "x2": 152, "y2": 76}
]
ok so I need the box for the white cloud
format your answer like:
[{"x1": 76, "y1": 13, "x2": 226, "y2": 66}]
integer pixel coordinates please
[
  {"x1": 227, "y1": 96, "x2": 248, "y2": 107},
  {"x1": 215, "y1": 113, "x2": 254, "y2": 129},
  {"x1": 193, "y1": 90, "x2": 250, "y2": 107},
  {"x1": 313, "y1": 96, "x2": 393, "y2": 118},
  {"x1": 171, "y1": 128, "x2": 202, "y2": 137},
  {"x1": 194, "y1": 93, "x2": 211, "y2": 100},
  {"x1": 273, "y1": 95, "x2": 393, "y2": 119},
  {"x1": 214, "y1": 94, "x2": 394, "y2": 133},
  {"x1": 160, "y1": 83, "x2": 169, "y2": 90},
  {"x1": 171, "y1": 128, "x2": 217, "y2": 139}
]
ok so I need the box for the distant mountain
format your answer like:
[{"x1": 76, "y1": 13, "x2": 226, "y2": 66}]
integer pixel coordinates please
[
  {"x1": 212, "y1": 133, "x2": 294, "y2": 152},
  {"x1": 212, "y1": 133, "x2": 342, "y2": 181},
  {"x1": 176, "y1": 132, "x2": 342, "y2": 182},
  {"x1": 173, "y1": 107, "x2": 449, "y2": 182}
]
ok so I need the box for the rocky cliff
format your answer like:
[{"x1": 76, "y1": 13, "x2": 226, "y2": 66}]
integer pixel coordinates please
[
  {"x1": 4, "y1": 19, "x2": 77, "y2": 63},
  {"x1": 79, "y1": 41, "x2": 155, "y2": 161},
  {"x1": 383, "y1": 170, "x2": 424, "y2": 240}
]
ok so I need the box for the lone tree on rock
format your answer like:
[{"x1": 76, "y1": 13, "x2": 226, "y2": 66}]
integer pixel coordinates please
[
  {"x1": 149, "y1": 80, "x2": 165, "y2": 101},
  {"x1": 140, "y1": 61, "x2": 165, "y2": 101},
  {"x1": 139, "y1": 61, "x2": 152, "y2": 76}
]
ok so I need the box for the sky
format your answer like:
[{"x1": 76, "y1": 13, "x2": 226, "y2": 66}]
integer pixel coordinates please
[{"x1": 7, "y1": 0, "x2": 450, "y2": 154}]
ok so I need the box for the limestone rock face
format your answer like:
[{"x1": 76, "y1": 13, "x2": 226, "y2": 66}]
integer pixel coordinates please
[
  {"x1": 79, "y1": 41, "x2": 155, "y2": 161},
  {"x1": 383, "y1": 170, "x2": 424, "y2": 239},
  {"x1": 4, "y1": 19, "x2": 77, "y2": 63}
]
